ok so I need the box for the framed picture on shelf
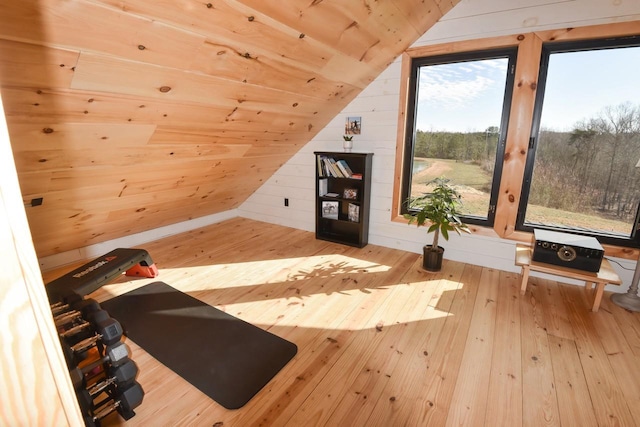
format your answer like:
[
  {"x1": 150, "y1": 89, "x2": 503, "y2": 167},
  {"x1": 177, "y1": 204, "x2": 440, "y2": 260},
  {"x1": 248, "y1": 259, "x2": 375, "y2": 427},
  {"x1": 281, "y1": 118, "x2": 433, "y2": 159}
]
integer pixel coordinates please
[
  {"x1": 348, "y1": 203, "x2": 360, "y2": 222},
  {"x1": 343, "y1": 188, "x2": 358, "y2": 200},
  {"x1": 322, "y1": 201, "x2": 339, "y2": 220}
]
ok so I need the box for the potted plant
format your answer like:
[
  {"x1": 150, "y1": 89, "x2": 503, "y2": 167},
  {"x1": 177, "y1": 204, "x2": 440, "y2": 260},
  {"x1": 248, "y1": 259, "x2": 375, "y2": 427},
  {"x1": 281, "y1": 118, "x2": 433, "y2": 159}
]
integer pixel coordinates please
[
  {"x1": 342, "y1": 135, "x2": 353, "y2": 152},
  {"x1": 404, "y1": 177, "x2": 470, "y2": 271}
]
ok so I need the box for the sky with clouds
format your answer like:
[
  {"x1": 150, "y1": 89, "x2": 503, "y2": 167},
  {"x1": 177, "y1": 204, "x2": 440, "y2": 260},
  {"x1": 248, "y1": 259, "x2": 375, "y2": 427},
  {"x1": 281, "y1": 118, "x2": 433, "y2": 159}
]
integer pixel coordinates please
[{"x1": 415, "y1": 46, "x2": 640, "y2": 133}]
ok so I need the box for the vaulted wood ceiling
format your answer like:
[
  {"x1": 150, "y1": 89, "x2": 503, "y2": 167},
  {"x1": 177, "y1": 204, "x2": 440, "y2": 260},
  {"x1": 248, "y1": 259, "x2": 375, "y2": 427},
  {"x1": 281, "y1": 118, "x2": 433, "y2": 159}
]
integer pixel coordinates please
[{"x1": 0, "y1": 0, "x2": 458, "y2": 258}]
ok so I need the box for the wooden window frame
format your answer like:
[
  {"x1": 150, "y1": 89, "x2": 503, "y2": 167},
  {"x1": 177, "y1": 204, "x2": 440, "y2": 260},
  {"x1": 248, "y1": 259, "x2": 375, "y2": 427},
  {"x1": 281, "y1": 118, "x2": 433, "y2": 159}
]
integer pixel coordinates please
[
  {"x1": 399, "y1": 47, "x2": 517, "y2": 228},
  {"x1": 392, "y1": 21, "x2": 640, "y2": 260}
]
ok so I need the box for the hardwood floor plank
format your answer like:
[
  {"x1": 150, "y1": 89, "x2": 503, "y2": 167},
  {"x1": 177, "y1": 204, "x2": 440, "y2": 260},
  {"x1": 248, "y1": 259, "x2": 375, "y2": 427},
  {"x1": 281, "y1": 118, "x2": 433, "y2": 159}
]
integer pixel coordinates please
[
  {"x1": 445, "y1": 267, "x2": 500, "y2": 426},
  {"x1": 401, "y1": 265, "x2": 482, "y2": 426},
  {"x1": 485, "y1": 270, "x2": 523, "y2": 427},
  {"x1": 588, "y1": 295, "x2": 640, "y2": 422},
  {"x1": 547, "y1": 335, "x2": 598, "y2": 427},
  {"x1": 599, "y1": 293, "x2": 640, "y2": 358},
  {"x1": 274, "y1": 249, "x2": 421, "y2": 426},
  {"x1": 558, "y1": 283, "x2": 637, "y2": 426},
  {"x1": 519, "y1": 277, "x2": 560, "y2": 427},
  {"x1": 233, "y1": 248, "x2": 420, "y2": 426},
  {"x1": 326, "y1": 259, "x2": 466, "y2": 426},
  {"x1": 38, "y1": 219, "x2": 640, "y2": 426},
  {"x1": 536, "y1": 277, "x2": 574, "y2": 341}
]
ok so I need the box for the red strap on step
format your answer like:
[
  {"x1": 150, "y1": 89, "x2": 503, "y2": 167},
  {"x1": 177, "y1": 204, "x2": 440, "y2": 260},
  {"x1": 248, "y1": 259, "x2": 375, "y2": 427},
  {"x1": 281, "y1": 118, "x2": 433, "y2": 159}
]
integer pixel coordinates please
[{"x1": 125, "y1": 263, "x2": 159, "y2": 278}]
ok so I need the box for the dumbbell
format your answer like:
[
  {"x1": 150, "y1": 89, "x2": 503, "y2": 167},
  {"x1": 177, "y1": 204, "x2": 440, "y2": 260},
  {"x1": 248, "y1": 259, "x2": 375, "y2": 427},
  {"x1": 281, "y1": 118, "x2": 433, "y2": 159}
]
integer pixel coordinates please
[
  {"x1": 59, "y1": 310, "x2": 110, "y2": 341},
  {"x1": 73, "y1": 359, "x2": 139, "y2": 409},
  {"x1": 61, "y1": 315, "x2": 124, "y2": 367},
  {"x1": 69, "y1": 341, "x2": 130, "y2": 390},
  {"x1": 80, "y1": 341, "x2": 130, "y2": 372},
  {"x1": 84, "y1": 381, "x2": 145, "y2": 426}
]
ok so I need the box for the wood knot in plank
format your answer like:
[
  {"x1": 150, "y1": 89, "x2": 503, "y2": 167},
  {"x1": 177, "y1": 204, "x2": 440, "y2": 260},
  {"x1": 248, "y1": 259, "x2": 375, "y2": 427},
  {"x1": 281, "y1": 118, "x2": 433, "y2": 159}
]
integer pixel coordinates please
[
  {"x1": 159, "y1": 86, "x2": 172, "y2": 93},
  {"x1": 42, "y1": 127, "x2": 54, "y2": 134}
]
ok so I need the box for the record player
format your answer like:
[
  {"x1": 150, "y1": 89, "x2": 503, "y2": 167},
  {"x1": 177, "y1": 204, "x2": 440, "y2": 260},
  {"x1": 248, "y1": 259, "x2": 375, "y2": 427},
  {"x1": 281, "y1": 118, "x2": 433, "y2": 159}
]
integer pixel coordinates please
[{"x1": 532, "y1": 229, "x2": 604, "y2": 273}]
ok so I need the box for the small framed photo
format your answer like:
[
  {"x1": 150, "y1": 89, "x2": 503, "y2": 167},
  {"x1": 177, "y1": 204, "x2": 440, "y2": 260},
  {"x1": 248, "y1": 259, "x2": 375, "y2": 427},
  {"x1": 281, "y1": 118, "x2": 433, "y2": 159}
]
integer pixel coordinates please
[
  {"x1": 348, "y1": 203, "x2": 360, "y2": 223},
  {"x1": 322, "y1": 201, "x2": 339, "y2": 220},
  {"x1": 345, "y1": 116, "x2": 361, "y2": 135},
  {"x1": 343, "y1": 188, "x2": 358, "y2": 200}
]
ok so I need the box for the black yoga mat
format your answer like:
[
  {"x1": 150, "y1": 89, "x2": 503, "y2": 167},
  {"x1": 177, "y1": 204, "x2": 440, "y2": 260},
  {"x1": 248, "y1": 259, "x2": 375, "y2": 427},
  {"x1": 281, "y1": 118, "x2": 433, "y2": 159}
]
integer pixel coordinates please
[{"x1": 101, "y1": 281, "x2": 297, "y2": 409}]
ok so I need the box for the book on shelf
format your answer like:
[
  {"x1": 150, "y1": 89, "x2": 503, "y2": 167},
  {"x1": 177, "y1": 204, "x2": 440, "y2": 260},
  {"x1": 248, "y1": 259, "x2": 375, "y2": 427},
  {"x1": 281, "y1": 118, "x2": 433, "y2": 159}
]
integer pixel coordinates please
[
  {"x1": 348, "y1": 203, "x2": 360, "y2": 222},
  {"x1": 336, "y1": 160, "x2": 354, "y2": 178},
  {"x1": 321, "y1": 157, "x2": 339, "y2": 178},
  {"x1": 335, "y1": 160, "x2": 351, "y2": 178},
  {"x1": 319, "y1": 178, "x2": 328, "y2": 196},
  {"x1": 316, "y1": 155, "x2": 360, "y2": 179},
  {"x1": 317, "y1": 156, "x2": 325, "y2": 177},
  {"x1": 324, "y1": 192, "x2": 339, "y2": 197},
  {"x1": 327, "y1": 158, "x2": 345, "y2": 178}
]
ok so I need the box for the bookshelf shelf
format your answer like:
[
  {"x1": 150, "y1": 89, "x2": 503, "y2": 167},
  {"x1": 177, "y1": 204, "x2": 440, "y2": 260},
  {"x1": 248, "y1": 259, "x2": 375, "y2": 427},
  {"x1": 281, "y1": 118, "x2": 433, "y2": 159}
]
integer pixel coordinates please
[{"x1": 315, "y1": 151, "x2": 373, "y2": 248}]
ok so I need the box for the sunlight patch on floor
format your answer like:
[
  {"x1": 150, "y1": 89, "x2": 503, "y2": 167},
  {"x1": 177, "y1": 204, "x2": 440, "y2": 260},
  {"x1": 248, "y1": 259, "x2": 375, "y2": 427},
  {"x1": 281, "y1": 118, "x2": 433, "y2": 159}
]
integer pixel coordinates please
[{"x1": 156, "y1": 254, "x2": 392, "y2": 291}]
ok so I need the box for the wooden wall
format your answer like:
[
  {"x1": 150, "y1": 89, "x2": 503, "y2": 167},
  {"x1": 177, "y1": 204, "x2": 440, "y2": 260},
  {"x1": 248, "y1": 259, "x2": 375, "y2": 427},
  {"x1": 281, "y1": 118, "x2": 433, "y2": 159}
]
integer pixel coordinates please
[
  {"x1": 0, "y1": 0, "x2": 458, "y2": 259},
  {"x1": 0, "y1": 92, "x2": 83, "y2": 426}
]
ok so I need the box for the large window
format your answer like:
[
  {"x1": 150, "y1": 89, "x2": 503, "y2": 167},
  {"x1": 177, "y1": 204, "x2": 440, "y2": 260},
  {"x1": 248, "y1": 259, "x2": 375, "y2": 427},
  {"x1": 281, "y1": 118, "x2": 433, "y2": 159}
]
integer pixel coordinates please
[
  {"x1": 517, "y1": 37, "x2": 640, "y2": 247},
  {"x1": 401, "y1": 49, "x2": 517, "y2": 226}
]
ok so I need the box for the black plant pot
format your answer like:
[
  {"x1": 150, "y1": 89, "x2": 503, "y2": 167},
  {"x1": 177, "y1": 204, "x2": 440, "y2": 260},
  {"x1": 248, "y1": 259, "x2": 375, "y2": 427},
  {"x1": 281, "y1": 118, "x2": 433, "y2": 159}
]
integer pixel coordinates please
[{"x1": 422, "y1": 245, "x2": 444, "y2": 271}]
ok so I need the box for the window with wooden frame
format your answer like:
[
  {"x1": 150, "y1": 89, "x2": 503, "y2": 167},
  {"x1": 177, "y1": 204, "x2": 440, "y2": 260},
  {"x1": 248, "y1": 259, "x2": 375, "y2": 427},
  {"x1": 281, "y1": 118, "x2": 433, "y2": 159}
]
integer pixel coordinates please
[
  {"x1": 393, "y1": 23, "x2": 640, "y2": 258},
  {"x1": 517, "y1": 36, "x2": 640, "y2": 248},
  {"x1": 399, "y1": 48, "x2": 517, "y2": 227}
]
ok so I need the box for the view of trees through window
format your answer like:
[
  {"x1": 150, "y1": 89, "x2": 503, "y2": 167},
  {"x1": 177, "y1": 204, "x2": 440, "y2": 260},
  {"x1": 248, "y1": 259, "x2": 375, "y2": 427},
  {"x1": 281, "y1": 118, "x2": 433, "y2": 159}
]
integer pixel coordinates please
[
  {"x1": 407, "y1": 51, "x2": 514, "y2": 223},
  {"x1": 522, "y1": 45, "x2": 640, "y2": 239},
  {"x1": 411, "y1": 127, "x2": 500, "y2": 217}
]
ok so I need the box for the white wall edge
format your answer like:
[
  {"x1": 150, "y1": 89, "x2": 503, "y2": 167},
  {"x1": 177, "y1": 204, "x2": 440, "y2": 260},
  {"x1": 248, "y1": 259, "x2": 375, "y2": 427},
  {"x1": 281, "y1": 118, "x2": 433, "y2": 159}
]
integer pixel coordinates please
[{"x1": 39, "y1": 209, "x2": 239, "y2": 272}]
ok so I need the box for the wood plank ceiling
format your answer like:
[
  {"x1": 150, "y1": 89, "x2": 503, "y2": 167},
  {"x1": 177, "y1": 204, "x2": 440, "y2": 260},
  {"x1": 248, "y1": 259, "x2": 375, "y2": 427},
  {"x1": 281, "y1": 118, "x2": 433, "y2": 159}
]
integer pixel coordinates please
[{"x1": 0, "y1": 0, "x2": 458, "y2": 258}]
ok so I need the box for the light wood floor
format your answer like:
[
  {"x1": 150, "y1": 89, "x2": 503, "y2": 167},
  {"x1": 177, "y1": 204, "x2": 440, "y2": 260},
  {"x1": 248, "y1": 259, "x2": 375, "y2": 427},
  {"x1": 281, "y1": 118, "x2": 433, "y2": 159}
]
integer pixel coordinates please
[{"x1": 44, "y1": 218, "x2": 640, "y2": 426}]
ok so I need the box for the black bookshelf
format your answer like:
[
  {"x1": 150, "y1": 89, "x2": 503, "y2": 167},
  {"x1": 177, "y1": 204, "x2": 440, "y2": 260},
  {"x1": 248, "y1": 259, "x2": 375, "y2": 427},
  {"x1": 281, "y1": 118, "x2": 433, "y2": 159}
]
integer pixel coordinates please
[{"x1": 314, "y1": 151, "x2": 373, "y2": 248}]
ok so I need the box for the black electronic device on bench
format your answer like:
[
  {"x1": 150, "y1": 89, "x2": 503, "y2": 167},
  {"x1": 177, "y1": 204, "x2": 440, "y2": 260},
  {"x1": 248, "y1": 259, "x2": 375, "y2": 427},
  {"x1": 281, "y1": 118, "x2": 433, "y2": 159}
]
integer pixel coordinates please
[{"x1": 46, "y1": 248, "x2": 159, "y2": 303}]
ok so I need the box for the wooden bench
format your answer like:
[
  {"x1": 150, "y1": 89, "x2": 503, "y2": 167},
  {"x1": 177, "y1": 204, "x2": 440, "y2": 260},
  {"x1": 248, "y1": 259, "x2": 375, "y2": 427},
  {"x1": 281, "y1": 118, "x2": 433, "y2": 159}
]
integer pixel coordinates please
[{"x1": 515, "y1": 243, "x2": 621, "y2": 312}]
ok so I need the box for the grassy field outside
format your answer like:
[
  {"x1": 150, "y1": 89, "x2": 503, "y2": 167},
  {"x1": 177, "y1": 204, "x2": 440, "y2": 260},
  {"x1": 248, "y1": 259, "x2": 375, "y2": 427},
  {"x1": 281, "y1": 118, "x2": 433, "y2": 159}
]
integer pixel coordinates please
[{"x1": 411, "y1": 157, "x2": 632, "y2": 235}]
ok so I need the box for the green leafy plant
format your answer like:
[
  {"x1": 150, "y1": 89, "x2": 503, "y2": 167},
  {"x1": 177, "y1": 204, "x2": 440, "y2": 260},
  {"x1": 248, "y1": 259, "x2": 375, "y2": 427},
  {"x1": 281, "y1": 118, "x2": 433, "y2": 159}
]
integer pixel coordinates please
[
  {"x1": 404, "y1": 177, "x2": 470, "y2": 252},
  {"x1": 343, "y1": 135, "x2": 353, "y2": 141}
]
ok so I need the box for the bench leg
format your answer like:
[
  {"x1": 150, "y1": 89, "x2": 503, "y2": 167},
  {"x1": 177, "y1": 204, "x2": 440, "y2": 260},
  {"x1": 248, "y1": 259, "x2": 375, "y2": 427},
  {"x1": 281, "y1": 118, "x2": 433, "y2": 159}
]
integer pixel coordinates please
[
  {"x1": 520, "y1": 266, "x2": 530, "y2": 295},
  {"x1": 591, "y1": 283, "x2": 605, "y2": 312},
  {"x1": 585, "y1": 281, "x2": 594, "y2": 292}
]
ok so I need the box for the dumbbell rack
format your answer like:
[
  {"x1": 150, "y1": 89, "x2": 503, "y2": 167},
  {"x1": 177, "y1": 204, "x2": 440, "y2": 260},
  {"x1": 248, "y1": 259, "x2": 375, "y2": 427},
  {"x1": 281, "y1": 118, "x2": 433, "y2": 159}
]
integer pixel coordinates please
[
  {"x1": 46, "y1": 248, "x2": 158, "y2": 426},
  {"x1": 52, "y1": 296, "x2": 144, "y2": 426}
]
